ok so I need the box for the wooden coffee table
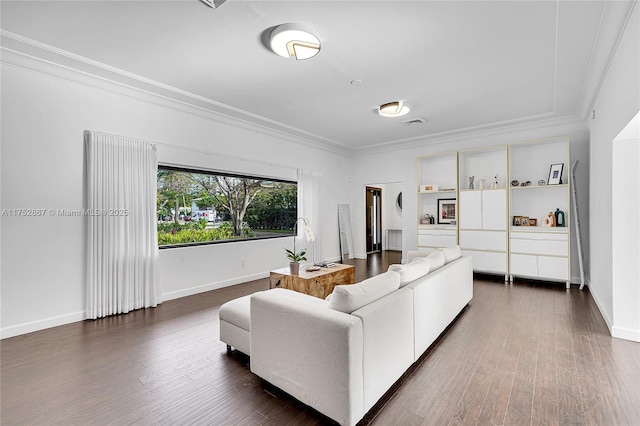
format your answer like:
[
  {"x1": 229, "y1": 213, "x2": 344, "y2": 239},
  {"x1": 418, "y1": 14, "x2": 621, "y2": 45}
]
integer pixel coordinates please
[{"x1": 269, "y1": 264, "x2": 356, "y2": 299}]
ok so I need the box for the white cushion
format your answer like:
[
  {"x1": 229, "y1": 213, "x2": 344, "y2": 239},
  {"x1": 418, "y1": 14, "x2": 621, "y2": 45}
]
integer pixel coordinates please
[
  {"x1": 329, "y1": 271, "x2": 401, "y2": 313},
  {"x1": 407, "y1": 249, "x2": 433, "y2": 262},
  {"x1": 426, "y1": 249, "x2": 446, "y2": 271},
  {"x1": 442, "y1": 245, "x2": 461, "y2": 263},
  {"x1": 388, "y1": 257, "x2": 431, "y2": 287}
]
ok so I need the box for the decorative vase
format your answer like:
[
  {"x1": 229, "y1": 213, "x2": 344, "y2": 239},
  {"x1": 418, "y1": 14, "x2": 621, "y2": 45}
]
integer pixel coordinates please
[
  {"x1": 555, "y1": 208, "x2": 565, "y2": 227},
  {"x1": 468, "y1": 176, "x2": 474, "y2": 189},
  {"x1": 543, "y1": 212, "x2": 556, "y2": 227},
  {"x1": 478, "y1": 179, "x2": 485, "y2": 189},
  {"x1": 289, "y1": 262, "x2": 300, "y2": 275}
]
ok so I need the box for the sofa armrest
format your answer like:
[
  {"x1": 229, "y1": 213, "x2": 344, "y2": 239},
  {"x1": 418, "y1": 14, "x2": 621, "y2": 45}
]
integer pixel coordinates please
[{"x1": 250, "y1": 289, "x2": 364, "y2": 426}]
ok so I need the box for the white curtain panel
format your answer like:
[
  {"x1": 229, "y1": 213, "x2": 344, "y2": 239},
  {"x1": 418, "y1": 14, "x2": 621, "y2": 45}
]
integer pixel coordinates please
[
  {"x1": 84, "y1": 131, "x2": 161, "y2": 319},
  {"x1": 297, "y1": 169, "x2": 322, "y2": 263}
]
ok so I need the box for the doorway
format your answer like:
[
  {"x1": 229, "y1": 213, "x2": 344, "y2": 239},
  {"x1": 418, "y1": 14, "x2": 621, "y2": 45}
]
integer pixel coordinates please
[{"x1": 366, "y1": 186, "x2": 382, "y2": 253}]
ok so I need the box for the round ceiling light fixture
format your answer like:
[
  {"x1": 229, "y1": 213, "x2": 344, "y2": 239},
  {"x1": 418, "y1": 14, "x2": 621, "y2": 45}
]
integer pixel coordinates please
[
  {"x1": 378, "y1": 101, "x2": 410, "y2": 117},
  {"x1": 269, "y1": 23, "x2": 321, "y2": 60}
]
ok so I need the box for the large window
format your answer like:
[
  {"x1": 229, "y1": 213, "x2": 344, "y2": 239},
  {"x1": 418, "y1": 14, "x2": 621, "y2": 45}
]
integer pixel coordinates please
[{"x1": 157, "y1": 166, "x2": 297, "y2": 248}]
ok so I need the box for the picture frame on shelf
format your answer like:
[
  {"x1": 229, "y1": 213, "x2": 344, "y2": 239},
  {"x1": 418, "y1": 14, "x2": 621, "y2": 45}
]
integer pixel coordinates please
[
  {"x1": 437, "y1": 198, "x2": 456, "y2": 224},
  {"x1": 547, "y1": 163, "x2": 564, "y2": 185},
  {"x1": 529, "y1": 218, "x2": 538, "y2": 226},
  {"x1": 512, "y1": 216, "x2": 522, "y2": 226},
  {"x1": 521, "y1": 217, "x2": 530, "y2": 226}
]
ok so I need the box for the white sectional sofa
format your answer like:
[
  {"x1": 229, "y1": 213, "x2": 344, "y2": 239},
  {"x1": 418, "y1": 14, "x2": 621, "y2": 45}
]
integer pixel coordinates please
[{"x1": 247, "y1": 247, "x2": 473, "y2": 426}]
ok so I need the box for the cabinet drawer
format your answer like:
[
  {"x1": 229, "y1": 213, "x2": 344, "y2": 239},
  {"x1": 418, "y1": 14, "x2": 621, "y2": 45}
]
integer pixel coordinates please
[
  {"x1": 510, "y1": 238, "x2": 568, "y2": 256},
  {"x1": 418, "y1": 234, "x2": 457, "y2": 248},
  {"x1": 510, "y1": 254, "x2": 538, "y2": 277},
  {"x1": 538, "y1": 256, "x2": 569, "y2": 280},
  {"x1": 460, "y1": 230, "x2": 506, "y2": 251},
  {"x1": 511, "y1": 232, "x2": 568, "y2": 241},
  {"x1": 462, "y1": 250, "x2": 507, "y2": 274}
]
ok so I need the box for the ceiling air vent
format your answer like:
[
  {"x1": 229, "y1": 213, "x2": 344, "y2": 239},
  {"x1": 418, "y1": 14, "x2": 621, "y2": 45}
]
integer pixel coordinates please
[{"x1": 400, "y1": 118, "x2": 426, "y2": 126}]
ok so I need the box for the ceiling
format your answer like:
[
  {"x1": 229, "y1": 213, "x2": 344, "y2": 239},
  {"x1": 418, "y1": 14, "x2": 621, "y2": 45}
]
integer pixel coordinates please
[{"x1": 0, "y1": 1, "x2": 634, "y2": 153}]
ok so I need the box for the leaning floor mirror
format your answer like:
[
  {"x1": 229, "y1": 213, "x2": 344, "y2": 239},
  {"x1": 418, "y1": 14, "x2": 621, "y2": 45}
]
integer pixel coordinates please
[{"x1": 337, "y1": 204, "x2": 354, "y2": 261}]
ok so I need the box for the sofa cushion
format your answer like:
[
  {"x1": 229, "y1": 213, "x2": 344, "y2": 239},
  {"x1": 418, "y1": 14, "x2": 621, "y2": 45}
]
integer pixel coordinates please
[
  {"x1": 388, "y1": 258, "x2": 431, "y2": 287},
  {"x1": 426, "y1": 249, "x2": 446, "y2": 271},
  {"x1": 442, "y1": 245, "x2": 462, "y2": 263},
  {"x1": 328, "y1": 271, "x2": 401, "y2": 313},
  {"x1": 406, "y1": 249, "x2": 433, "y2": 262}
]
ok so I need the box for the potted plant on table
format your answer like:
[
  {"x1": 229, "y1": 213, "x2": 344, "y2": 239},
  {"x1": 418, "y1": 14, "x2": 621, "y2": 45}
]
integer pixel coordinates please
[
  {"x1": 285, "y1": 248, "x2": 307, "y2": 275},
  {"x1": 285, "y1": 217, "x2": 315, "y2": 275}
]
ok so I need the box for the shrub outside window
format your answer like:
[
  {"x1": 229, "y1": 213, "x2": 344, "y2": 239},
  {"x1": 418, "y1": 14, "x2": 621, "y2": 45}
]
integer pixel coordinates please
[{"x1": 157, "y1": 166, "x2": 297, "y2": 248}]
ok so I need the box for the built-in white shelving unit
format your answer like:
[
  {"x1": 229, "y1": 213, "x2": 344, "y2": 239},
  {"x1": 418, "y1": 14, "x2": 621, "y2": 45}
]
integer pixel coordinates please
[
  {"x1": 415, "y1": 152, "x2": 458, "y2": 252},
  {"x1": 508, "y1": 137, "x2": 571, "y2": 288},
  {"x1": 458, "y1": 146, "x2": 508, "y2": 279},
  {"x1": 414, "y1": 136, "x2": 572, "y2": 288}
]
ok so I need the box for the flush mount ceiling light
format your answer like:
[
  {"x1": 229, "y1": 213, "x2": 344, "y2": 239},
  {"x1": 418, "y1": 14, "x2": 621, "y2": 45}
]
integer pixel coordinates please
[
  {"x1": 269, "y1": 23, "x2": 321, "y2": 60},
  {"x1": 378, "y1": 101, "x2": 410, "y2": 117}
]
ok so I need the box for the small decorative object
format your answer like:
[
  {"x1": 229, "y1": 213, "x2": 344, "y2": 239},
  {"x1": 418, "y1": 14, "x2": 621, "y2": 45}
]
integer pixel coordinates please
[
  {"x1": 468, "y1": 176, "x2": 474, "y2": 189},
  {"x1": 437, "y1": 198, "x2": 456, "y2": 224},
  {"x1": 511, "y1": 179, "x2": 519, "y2": 187},
  {"x1": 547, "y1": 163, "x2": 564, "y2": 185},
  {"x1": 420, "y1": 184, "x2": 438, "y2": 192},
  {"x1": 520, "y1": 181, "x2": 531, "y2": 187},
  {"x1": 478, "y1": 179, "x2": 486, "y2": 189},
  {"x1": 543, "y1": 212, "x2": 556, "y2": 227},
  {"x1": 492, "y1": 174, "x2": 499, "y2": 189},
  {"x1": 421, "y1": 213, "x2": 431, "y2": 225},
  {"x1": 538, "y1": 179, "x2": 546, "y2": 186},
  {"x1": 529, "y1": 218, "x2": 538, "y2": 226},
  {"x1": 429, "y1": 215, "x2": 435, "y2": 224},
  {"x1": 396, "y1": 192, "x2": 402, "y2": 211},
  {"x1": 512, "y1": 216, "x2": 521, "y2": 226},
  {"x1": 521, "y1": 217, "x2": 530, "y2": 226},
  {"x1": 554, "y1": 208, "x2": 565, "y2": 227}
]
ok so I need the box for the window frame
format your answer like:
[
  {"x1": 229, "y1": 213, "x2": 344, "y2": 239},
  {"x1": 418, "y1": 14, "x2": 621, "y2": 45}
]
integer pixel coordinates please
[{"x1": 157, "y1": 165, "x2": 297, "y2": 250}]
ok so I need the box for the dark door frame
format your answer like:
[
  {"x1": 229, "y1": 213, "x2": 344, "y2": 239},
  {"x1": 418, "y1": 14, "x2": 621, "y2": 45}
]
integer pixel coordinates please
[{"x1": 365, "y1": 186, "x2": 382, "y2": 253}]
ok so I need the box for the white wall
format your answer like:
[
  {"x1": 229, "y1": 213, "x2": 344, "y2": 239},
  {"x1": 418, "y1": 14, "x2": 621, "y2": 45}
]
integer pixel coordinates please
[
  {"x1": 0, "y1": 53, "x2": 352, "y2": 338},
  {"x1": 350, "y1": 120, "x2": 591, "y2": 281},
  {"x1": 588, "y1": 3, "x2": 639, "y2": 340}
]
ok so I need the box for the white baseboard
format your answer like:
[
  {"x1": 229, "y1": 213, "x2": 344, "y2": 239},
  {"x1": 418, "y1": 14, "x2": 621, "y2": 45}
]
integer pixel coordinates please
[
  {"x1": 1, "y1": 311, "x2": 86, "y2": 339},
  {"x1": 161, "y1": 271, "x2": 269, "y2": 301},
  {"x1": 612, "y1": 325, "x2": 640, "y2": 342},
  {"x1": 1, "y1": 272, "x2": 271, "y2": 339},
  {"x1": 589, "y1": 285, "x2": 613, "y2": 334}
]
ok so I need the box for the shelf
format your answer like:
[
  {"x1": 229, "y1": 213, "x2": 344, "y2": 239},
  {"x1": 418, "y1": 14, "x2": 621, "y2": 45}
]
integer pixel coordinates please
[
  {"x1": 417, "y1": 189, "x2": 457, "y2": 194},
  {"x1": 459, "y1": 187, "x2": 505, "y2": 192},
  {"x1": 510, "y1": 226, "x2": 569, "y2": 233},
  {"x1": 509, "y1": 184, "x2": 568, "y2": 190},
  {"x1": 418, "y1": 225, "x2": 457, "y2": 231}
]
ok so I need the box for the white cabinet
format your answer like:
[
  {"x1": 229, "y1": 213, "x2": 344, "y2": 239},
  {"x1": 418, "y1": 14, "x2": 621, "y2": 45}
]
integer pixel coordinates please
[
  {"x1": 417, "y1": 228, "x2": 457, "y2": 249},
  {"x1": 458, "y1": 146, "x2": 508, "y2": 276},
  {"x1": 459, "y1": 189, "x2": 507, "y2": 231}
]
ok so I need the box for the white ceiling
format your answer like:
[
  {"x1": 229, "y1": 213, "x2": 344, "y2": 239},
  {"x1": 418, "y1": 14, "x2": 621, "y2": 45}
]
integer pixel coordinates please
[{"x1": 0, "y1": 1, "x2": 634, "y2": 153}]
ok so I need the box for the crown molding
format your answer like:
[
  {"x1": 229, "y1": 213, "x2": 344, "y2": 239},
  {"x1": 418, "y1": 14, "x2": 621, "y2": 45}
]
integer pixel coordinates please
[
  {"x1": 0, "y1": 30, "x2": 353, "y2": 157},
  {"x1": 356, "y1": 114, "x2": 588, "y2": 157},
  {"x1": 576, "y1": 0, "x2": 638, "y2": 119}
]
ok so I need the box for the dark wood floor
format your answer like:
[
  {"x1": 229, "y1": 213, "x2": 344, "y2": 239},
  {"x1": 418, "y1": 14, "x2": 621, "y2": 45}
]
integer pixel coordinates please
[{"x1": 2, "y1": 251, "x2": 639, "y2": 425}]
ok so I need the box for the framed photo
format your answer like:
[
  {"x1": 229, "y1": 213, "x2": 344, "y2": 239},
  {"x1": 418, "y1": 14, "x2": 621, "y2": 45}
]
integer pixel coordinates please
[
  {"x1": 547, "y1": 163, "x2": 564, "y2": 185},
  {"x1": 512, "y1": 216, "x2": 521, "y2": 226},
  {"x1": 437, "y1": 198, "x2": 456, "y2": 224},
  {"x1": 529, "y1": 218, "x2": 537, "y2": 226},
  {"x1": 521, "y1": 217, "x2": 530, "y2": 226}
]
